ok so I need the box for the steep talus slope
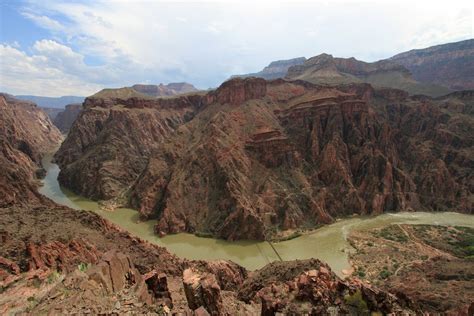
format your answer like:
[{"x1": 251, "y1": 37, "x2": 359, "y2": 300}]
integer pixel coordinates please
[
  {"x1": 57, "y1": 78, "x2": 473, "y2": 241},
  {"x1": 53, "y1": 103, "x2": 82, "y2": 133},
  {"x1": 390, "y1": 39, "x2": 474, "y2": 90},
  {"x1": 0, "y1": 94, "x2": 62, "y2": 207},
  {"x1": 286, "y1": 53, "x2": 452, "y2": 97}
]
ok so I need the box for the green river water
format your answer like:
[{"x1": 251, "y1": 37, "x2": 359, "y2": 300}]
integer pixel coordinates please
[{"x1": 39, "y1": 154, "x2": 474, "y2": 276}]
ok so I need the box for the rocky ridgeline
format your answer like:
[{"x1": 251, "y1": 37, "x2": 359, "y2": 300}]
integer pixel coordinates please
[
  {"x1": 390, "y1": 39, "x2": 474, "y2": 90},
  {"x1": 55, "y1": 77, "x2": 473, "y2": 240},
  {"x1": 286, "y1": 53, "x2": 410, "y2": 79}
]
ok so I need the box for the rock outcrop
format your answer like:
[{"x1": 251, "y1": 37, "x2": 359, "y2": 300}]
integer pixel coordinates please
[
  {"x1": 390, "y1": 39, "x2": 474, "y2": 90},
  {"x1": 53, "y1": 103, "x2": 82, "y2": 133},
  {"x1": 239, "y1": 259, "x2": 414, "y2": 315},
  {"x1": 56, "y1": 78, "x2": 473, "y2": 240},
  {"x1": 183, "y1": 268, "x2": 223, "y2": 315}
]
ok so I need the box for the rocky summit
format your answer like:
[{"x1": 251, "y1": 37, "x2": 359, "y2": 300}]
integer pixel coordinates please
[{"x1": 55, "y1": 77, "x2": 473, "y2": 241}]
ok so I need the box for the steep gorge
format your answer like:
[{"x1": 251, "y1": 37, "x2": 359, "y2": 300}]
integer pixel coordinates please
[
  {"x1": 55, "y1": 78, "x2": 473, "y2": 241},
  {"x1": 0, "y1": 92, "x2": 419, "y2": 315}
]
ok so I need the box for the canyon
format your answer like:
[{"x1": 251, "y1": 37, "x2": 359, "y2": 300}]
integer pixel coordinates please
[
  {"x1": 55, "y1": 77, "x2": 473, "y2": 241},
  {"x1": 1, "y1": 38, "x2": 473, "y2": 315},
  {"x1": 0, "y1": 94, "x2": 422, "y2": 315}
]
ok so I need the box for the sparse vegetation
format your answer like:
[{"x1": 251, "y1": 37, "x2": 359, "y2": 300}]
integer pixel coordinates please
[
  {"x1": 47, "y1": 270, "x2": 61, "y2": 284},
  {"x1": 78, "y1": 262, "x2": 90, "y2": 272},
  {"x1": 379, "y1": 268, "x2": 391, "y2": 279},
  {"x1": 344, "y1": 289, "x2": 369, "y2": 314},
  {"x1": 377, "y1": 226, "x2": 408, "y2": 243},
  {"x1": 195, "y1": 231, "x2": 213, "y2": 238},
  {"x1": 352, "y1": 267, "x2": 366, "y2": 278}
]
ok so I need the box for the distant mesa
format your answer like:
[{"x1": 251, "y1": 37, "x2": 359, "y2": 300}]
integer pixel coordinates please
[
  {"x1": 233, "y1": 57, "x2": 306, "y2": 80},
  {"x1": 15, "y1": 95, "x2": 85, "y2": 109},
  {"x1": 90, "y1": 82, "x2": 199, "y2": 100},
  {"x1": 132, "y1": 82, "x2": 198, "y2": 97}
]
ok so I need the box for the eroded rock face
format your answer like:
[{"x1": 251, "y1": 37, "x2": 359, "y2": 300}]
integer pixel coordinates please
[
  {"x1": 27, "y1": 239, "x2": 100, "y2": 272},
  {"x1": 57, "y1": 78, "x2": 473, "y2": 240},
  {"x1": 0, "y1": 94, "x2": 62, "y2": 207},
  {"x1": 54, "y1": 93, "x2": 202, "y2": 201}
]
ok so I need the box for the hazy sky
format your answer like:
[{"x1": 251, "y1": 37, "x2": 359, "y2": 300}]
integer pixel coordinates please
[{"x1": 0, "y1": 0, "x2": 472, "y2": 96}]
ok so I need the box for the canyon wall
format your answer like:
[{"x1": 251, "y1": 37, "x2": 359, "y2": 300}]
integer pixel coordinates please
[
  {"x1": 56, "y1": 78, "x2": 473, "y2": 240},
  {"x1": 0, "y1": 94, "x2": 62, "y2": 207},
  {"x1": 53, "y1": 103, "x2": 82, "y2": 133}
]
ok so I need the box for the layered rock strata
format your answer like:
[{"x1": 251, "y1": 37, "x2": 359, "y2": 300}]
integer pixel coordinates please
[
  {"x1": 56, "y1": 78, "x2": 473, "y2": 241},
  {"x1": 0, "y1": 94, "x2": 62, "y2": 207}
]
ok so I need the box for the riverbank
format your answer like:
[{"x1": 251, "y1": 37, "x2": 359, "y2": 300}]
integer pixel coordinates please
[{"x1": 39, "y1": 153, "x2": 474, "y2": 276}]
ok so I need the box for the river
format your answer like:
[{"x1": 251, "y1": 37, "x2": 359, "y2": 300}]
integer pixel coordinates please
[{"x1": 39, "y1": 154, "x2": 474, "y2": 276}]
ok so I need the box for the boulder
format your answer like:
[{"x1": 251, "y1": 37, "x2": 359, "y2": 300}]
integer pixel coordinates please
[{"x1": 183, "y1": 268, "x2": 222, "y2": 315}]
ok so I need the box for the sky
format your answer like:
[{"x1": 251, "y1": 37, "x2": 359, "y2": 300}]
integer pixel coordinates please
[{"x1": 0, "y1": 0, "x2": 472, "y2": 97}]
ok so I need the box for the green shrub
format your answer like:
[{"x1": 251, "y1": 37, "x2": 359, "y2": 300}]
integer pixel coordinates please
[
  {"x1": 47, "y1": 271, "x2": 60, "y2": 284},
  {"x1": 344, "y1": 290, "x2": 369, "y2": 313},
  {"x1": 379, "y1": 269, "x2": 391, "y2": 279},
  {"x1": 78, "y1": 262, "x2": 89, "y2": 272}
]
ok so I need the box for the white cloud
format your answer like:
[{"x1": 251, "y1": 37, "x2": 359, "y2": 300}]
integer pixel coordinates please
[
  {"x1": 1, "y1": 0, "x2": 472, "y2": 96},
  {"x1": 0, "y1": 43, "x2": 102, "y2": 96},
  {"x1": 21, "y1": 11, "x2": 65, "y2": 32}
]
